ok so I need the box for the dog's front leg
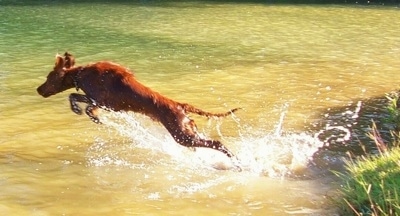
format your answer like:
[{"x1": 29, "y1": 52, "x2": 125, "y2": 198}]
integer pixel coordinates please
[
  {"x1": 69, "y1": 93, "x2": 101, "y2": 124},
  {"x1": 86, "y1": 104, "x2": 101, "y2": 124},
  {"x1": 69, "y1": 93, "x2": 90, "y2": 115}
]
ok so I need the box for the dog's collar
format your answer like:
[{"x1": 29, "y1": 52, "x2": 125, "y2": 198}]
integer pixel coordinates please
[{"x1": 73, "y1": 68, "x2": 82, "y2": 92}]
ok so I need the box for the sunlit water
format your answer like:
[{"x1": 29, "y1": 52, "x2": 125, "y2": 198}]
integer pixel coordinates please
[{"x1": 0, "y1": 1, "x2": 399, "y2": 215}]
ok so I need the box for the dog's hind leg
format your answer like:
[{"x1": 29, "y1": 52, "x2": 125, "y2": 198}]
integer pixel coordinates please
[
  {"x1": 162, "y1": 115, "x2": 242, "y2": 170},
  {"x1": 191, "y1": 137, "x2": 242, "y2": 171},
  {"x1": 193, "y1": 138, "x2": 236, "y2": 158},
  {"x1": 193, "y1": 138, "x2": 242, "y2": 171},
  {"x1": 69, "y1": 93, "x2": 101, "y2": 123},
  {"x1": 164, "y1": 115, "x2": 236, "y2": 158}
]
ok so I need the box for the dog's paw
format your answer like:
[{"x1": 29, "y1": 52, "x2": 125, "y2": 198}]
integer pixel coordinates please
[
  {"x1": 85, "y1": 105, "x2": 101, "y2": 124},
  {"x1": 90, "y1": 116, "x2": 102, "y2": 124},
  {"x1": 71, "y1": 104, "x2": 83, "y2": 115}
]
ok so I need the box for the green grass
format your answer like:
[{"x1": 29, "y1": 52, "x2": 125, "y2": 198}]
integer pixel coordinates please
[
  {"x1": 338, "y1": 148, "x2": 400, "y2": 215},
  {"x1": 386, "y1": 93, "x2": 400, "y2": 132},
  {"x1": 336, "y1": 91, "x2": 400, "y2": 215}
]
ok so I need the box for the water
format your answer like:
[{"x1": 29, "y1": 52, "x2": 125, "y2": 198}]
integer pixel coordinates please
[{"x1": 1, "y1": 1, "x2": 399, "y2": 215}]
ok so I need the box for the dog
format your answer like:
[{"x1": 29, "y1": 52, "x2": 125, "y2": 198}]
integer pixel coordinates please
[{"x1": 37, "y1": 52, "x2": 241, "y2": 166}]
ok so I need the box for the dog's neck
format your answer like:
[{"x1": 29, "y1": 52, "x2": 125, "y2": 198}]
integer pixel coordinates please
[{"x1": 65, "y1": 66, "x2": 84, "y2": 92}]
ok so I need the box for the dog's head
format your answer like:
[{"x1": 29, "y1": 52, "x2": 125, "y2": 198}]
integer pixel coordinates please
[{"x1": 37, "y1": 53, "x2": 74, "y2": 98}]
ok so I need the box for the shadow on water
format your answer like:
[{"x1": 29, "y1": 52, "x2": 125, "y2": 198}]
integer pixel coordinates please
[{"x1": 306, "y1": 90, "x2": 400, "y2": 176}]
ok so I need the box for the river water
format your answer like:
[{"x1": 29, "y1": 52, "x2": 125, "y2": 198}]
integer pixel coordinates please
[{"x1": 0, "y1": 1, "x2": 399, "y2": 215}]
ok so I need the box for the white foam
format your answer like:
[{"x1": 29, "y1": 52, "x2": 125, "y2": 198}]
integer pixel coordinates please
[{"x1": 85, "y1": 109, "x2": 326, "y2": 178}]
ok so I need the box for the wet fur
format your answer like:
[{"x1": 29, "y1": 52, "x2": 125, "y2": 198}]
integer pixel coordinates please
[{"x1": 37, "y1": 52, "x2": 240, "y2": 160}]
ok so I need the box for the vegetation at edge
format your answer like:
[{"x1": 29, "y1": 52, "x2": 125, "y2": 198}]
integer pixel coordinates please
[{"x1": 337, "y1": 92, "x2": 400, "y2": 215}]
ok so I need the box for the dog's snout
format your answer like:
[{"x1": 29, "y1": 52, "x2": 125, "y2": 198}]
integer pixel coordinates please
[
  {"x1": 37, "y1": 84, "x2": 51, "y2": 98},
  {"x1": 37, "y1": 86, "x2": 42, "y2": 95}
]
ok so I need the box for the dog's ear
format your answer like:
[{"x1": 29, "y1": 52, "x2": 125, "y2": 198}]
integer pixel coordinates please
[
  {"x1": 64, "y1": 52, "x2": 75, "y2": 69},
  {"x1": 54, "y1": 54, "x2": 65, "y2": 71}
]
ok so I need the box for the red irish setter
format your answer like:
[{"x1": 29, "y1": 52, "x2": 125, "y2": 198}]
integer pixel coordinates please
[{"x1": 37, "y1": 52, "x2": 240, "y2": 165}]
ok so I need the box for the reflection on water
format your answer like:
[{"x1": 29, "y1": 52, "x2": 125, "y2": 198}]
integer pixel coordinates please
[{"x1": 1, "y1": 1, "x2": 400, "y2": 215}]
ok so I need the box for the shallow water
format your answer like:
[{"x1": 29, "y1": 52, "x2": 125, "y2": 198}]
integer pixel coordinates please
[{"x1": 0, "y1": 1, "x2": 399, "y2": 215}]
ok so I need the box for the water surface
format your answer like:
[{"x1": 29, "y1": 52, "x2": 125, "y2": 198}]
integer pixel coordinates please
[{"x1": 0, "y1": 1, "x2": 399, "y2": 215}]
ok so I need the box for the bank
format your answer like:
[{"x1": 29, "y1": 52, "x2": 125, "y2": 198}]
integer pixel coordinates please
[{"x1": 336, "y1": 93, "x2": 400, "y2": 215}]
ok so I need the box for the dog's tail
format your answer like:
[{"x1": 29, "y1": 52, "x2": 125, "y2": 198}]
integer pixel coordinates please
[{"x1": 182, "y1": 104, "x2": 241, "y2": 118}]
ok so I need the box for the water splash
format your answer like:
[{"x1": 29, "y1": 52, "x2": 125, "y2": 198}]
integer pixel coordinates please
[
  {"x1": 274, "y1": 102, "x2": 289, "y2": 136},
  {"x1": 235, "y1": 103, "x2": 324, "y2": 177},
  {"x1": 86, "y1": 106, "x2": 325, "y2": 178},
  {"x1": 234, "y1": 132, "x2": 324, "y2": 177},
  {"x1": 315, "y1": 100, "x2": 363, "y2": 145}
]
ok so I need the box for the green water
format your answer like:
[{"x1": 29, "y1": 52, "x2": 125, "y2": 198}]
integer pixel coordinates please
[{"x1": 0, "y1": 1, "x2": 399, "y2": 215}]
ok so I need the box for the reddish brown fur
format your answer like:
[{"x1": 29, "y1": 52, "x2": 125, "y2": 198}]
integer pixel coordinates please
[{"x1": 37, "y1": 53, "x2": 240, "y2": 161}]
